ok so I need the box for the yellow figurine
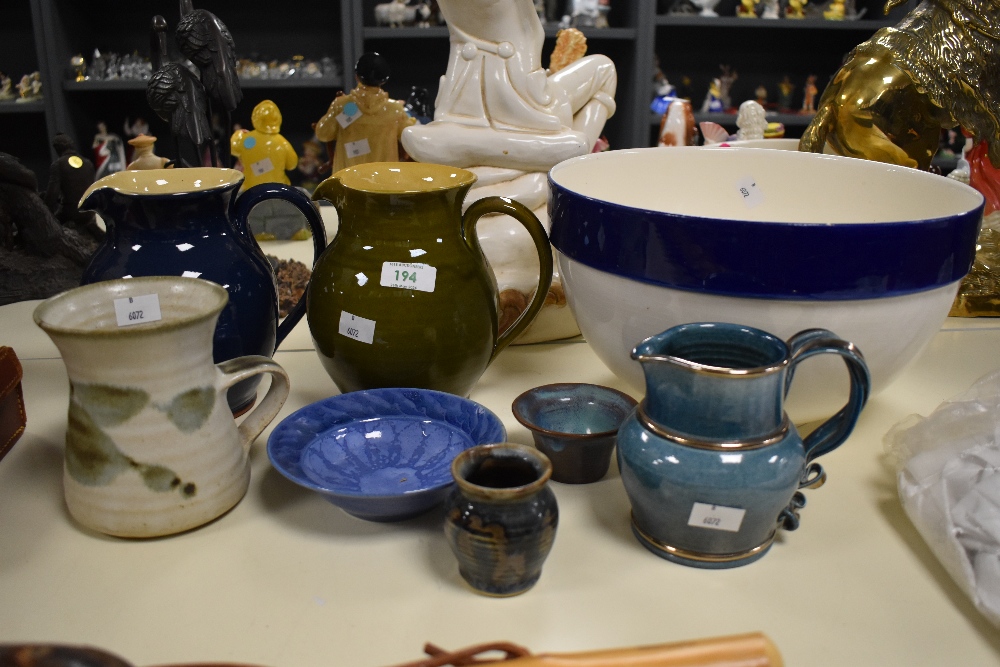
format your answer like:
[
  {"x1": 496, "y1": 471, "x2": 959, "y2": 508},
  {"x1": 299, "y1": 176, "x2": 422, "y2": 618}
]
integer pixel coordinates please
[
  {"x1": 785, "y1": 0, "x2": 807, "y2": 18},
  {"x1": 314, "y1": 53, "x2": 415, "y2": 173},
  {"x1": 736, "y1": 0, "x2": 758, "y2": 17},
  {"x1": 230, "y1": 100, "x2": 297, "y2": 191},
  {"x1": 823, "y1": 0, "x2": 845, "y2": 19}
]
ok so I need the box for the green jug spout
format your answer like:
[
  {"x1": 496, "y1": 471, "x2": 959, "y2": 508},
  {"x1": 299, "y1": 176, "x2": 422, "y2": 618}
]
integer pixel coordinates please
[{"x1": 312, "y1": 175, "x2": 346, "y2": 212}]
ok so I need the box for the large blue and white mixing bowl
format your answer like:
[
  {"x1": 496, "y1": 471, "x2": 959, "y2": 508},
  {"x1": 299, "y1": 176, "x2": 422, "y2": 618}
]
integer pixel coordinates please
[{"x1": 549, "y1": 147, "x2": 984, "y2": 421}]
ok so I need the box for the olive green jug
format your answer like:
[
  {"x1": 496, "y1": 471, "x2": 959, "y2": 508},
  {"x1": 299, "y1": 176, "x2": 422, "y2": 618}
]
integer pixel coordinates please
[{"x1": 309, "y1": 162, "x2": 554, "y2": 397}]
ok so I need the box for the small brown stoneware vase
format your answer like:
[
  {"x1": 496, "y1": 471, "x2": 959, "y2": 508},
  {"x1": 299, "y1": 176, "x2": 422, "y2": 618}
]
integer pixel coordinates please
[{"x1": 443, "y1": 443, "x2": 558, "y2": 596}]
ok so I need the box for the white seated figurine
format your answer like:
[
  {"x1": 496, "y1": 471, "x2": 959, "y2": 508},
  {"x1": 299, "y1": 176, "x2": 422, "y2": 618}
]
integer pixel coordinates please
[
  {"x1": 736, "y1": 100, "x2": 767, "y2": 141},
  {"x1": 401, "y1": 0, "x2": 617, "y2": 342}
]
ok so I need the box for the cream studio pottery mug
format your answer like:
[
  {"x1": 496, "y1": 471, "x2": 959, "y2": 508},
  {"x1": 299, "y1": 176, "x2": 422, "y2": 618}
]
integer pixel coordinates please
[{"x1": 34, "y1": 277, "x2": 290, "y2": 538}]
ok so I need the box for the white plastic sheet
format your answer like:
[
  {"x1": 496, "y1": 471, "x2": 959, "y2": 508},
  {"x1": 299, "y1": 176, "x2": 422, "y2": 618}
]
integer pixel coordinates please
[{"x1": 884, "y1": 369, "x2": 1000, "y2": 626}]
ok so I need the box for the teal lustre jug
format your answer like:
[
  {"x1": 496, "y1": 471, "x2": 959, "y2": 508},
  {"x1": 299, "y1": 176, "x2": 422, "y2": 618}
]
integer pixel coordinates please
[{"x1": 617, "y1": 323, "x2": 871, "y2": 568}]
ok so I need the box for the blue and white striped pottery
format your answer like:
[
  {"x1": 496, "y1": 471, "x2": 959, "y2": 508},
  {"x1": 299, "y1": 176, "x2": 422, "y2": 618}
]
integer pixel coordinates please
[
  {"x1": 548, "y1": 147, "x2": 983, "y2": 422},
  {"x1": 617, "y1": 323, "x2": 870, "y2": 568}
]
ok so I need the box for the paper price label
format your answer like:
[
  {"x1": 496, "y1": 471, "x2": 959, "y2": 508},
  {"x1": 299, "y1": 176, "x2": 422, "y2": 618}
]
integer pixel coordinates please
[
  {"x1": 736, "y1": 175, "x2": 764, "y2": 209},
  {"x1": 380, "y1": 262, "x2": 437, "y2": 293},
  {"x1": 114, "y1": 294, "x2": 162, "y2": 327},
  {"x1": 339, "y1": 310, "x2": 376, "y2": 345},
  {"x1": 687, "y1": 502, "x2": 746, "y2": 533},
  {"x1": 344, "y1": 138, "x2": 371, "y2": 159},
  {"x1": 250, "y1": 157, "x2": 275, "y2": 177},
  {"x1": 337, "y1": 103, "x2": 362, "y2": 128}
]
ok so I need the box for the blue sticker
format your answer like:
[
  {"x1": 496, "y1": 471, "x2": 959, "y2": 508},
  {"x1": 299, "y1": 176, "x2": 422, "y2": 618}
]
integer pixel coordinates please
[
  {"x1": 344, "y1": 102, "x2": 359, "y2": 117},
  {"x1": 243, "y1": 136, "x2": 257, "y2": 149}
]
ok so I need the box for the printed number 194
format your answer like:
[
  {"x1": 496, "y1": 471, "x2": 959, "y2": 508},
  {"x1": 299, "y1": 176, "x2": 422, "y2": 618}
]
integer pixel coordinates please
[{"x1": 395, "y1": 270, "x2": 418, "y2": 283}]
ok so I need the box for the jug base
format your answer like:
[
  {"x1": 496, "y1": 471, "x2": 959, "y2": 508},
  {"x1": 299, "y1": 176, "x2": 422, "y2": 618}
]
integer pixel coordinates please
[{"x1": 630, "y1": 516, "x2": 775, "y2": 569}]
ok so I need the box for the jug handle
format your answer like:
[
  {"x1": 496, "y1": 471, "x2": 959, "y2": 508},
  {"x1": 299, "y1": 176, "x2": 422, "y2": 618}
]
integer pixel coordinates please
[
  {"x1": 461, "y1": 196, "x2": 554, "y2": 364},
  {"x1": 216, "y1": 356, "x2": 291, "y2": 454},
  {"x1": 233, "y1": 183, "x2": 329, "y2": 348},
  {"x1": 785, "y1": 329, "x2": 871, "y2": 461}
]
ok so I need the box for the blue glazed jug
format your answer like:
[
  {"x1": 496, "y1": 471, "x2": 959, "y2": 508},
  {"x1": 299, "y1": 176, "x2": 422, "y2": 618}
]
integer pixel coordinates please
[
  {"x1": 79, "y1": 168, "x2": 326, "y2": 413},
  {"x1": 617, "y1": 323, "x2": 870, "y2": 568}
]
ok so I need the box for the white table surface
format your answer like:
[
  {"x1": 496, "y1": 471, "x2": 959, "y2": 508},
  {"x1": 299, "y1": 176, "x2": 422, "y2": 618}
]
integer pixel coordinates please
[{"x1": 3, "y1": 237, "x2": 1000, "y2": 666}]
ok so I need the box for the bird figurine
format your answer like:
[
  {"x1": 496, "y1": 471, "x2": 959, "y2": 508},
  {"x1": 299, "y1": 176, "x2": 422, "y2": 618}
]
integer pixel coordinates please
[
  {"x1": 146, "y1": 14, "x2": 213, "y2": 167},
  {"x1": 175, "y1": 0, "x2": 242, "y2": 166}
]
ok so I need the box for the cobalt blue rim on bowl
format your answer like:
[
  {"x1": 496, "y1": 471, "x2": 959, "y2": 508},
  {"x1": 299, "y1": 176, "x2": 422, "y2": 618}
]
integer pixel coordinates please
[
  {"x1": 548, "y1": 148, "x2": 984, "y2": 301},
  {"x1": 267, "y1": 388, "x2": 506, "y2": 522}
]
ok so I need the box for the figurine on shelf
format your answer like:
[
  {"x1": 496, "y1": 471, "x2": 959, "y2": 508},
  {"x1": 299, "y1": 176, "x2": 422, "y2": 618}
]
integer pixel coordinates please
[
  {"x1": 375, "y1": 0, "x2": 420, "y2": 27},
  {"x1": 230, "y1": 100, "x2": 298, "y2": 191},
  {"x1": 14, "y1": 75, "x2": 32, "y2": 103},
  {"x1": 570, "y1": 0, "x2": 610, "y2": 28},
  {"x1": 691, "y1": 0, "x2": 722, "y2": 16},
  {"x1": 736, "y1": 100, "x2": 767, "y2": 140},
  {"x1": 70, "y1": 54, "x2": 87, "y2": 82},
  {"x1": 175, "y1": 0, "x2": 243, "y2": 166},
  {"x1": 777, "y1": 75, "x2": 795, "y2": 110},
  {"x1": 736, "y1": 0, "x2": 758, "y2": 18},
  {"x1": 700, "y1": 78, "x2": 724, "y2": 113},
  {"x1": 657, "y1": 98, "x2": 697, "y2": 147},
  {"x1": 755, "y1": 83, "x2": 768, "y2": 106},
  {"x1": 126, "y1": 135, "x2": 170, "y2": 170},
  {"x1": 785, "y1": 0, "x2": 807, "y2": 17},
  {"x1": 698, "y1": 121, "x2": 733, "y2": 144},
  {"x1": 651, "y1": 55, "x2": 675, "y2": 101},
  {"x1": 719, "y1": 65, "x2": 737, "y2": 110},
  {"x1": 801, "y1": 74, "x2": 818, "y2": 114},
  {"x1": 667, "y1": 0, "x2": 700, "y2": 14},
  {"x1": 92, "y1": 122, "x2": 127, "y2": 179},
  {"x1": 44, "y1": 134, "x2": 102, "y2": 241},
  {"x1": 147, "y1": 15, "x2": 212, "y2": 168},
  {"x1": 760, "y1": 0, "x2": 781, "y2": 18},
  {"x1": 824, "y1": 0, "x2": 846, "y2": 19},
  {"x1": 293, "y1": 138, "x2": 324, "y2": 192},
  {"x1": 0, "y1": 73, "x2": 12, "y2": 102},
  {"x1": 314, "y1": 53, "x2": 416, "y2": 173},
  {"x1": 29, "y1": 72, "x2": 42, "y2": 100}
]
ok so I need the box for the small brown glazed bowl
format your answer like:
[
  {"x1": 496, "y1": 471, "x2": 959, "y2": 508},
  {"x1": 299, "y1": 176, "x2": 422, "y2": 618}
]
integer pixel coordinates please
[{"x1": 512, "y1": 383, "x2": 638, "y2": 484}]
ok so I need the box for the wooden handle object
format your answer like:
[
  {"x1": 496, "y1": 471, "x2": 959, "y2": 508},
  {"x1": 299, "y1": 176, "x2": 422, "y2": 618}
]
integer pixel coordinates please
[{"x1": 392, "y1": 633, "x2": 782, "y2": 667}]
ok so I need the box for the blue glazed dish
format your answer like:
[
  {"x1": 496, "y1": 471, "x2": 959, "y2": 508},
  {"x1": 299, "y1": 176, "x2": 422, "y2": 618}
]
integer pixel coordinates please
[
  {"x1": 512, "y1": 383, "x2": 637, "y2": 484},
  {"x1": 267, "y1": 388, "x2": 506, "y2": 521}
]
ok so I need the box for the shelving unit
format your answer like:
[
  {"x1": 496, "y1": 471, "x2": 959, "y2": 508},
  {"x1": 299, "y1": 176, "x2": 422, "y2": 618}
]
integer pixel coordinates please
[
  {"x1": 347, "y1": 0, "x2": 656, "y2": 151},
  {"x1": 0, "y1": 0, "x2": 51, "y2": 180},
  {"x1": 2, "y1": 0, "x2": 925, "y2": 183},
  {"x1": 650, "y1": 0, "x2": 916, "y2": 142}
]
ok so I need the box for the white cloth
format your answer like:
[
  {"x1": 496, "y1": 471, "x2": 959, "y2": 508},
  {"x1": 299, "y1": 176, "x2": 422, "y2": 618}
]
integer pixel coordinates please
[{"x1": 885, "y1": 369, "x2": 1000, "y2": 626}]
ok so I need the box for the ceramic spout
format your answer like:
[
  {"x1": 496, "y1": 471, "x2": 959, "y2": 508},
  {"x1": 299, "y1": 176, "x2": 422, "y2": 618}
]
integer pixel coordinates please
[{"x1": 312, "y1": 176, "x2": 346, "y2": 211}]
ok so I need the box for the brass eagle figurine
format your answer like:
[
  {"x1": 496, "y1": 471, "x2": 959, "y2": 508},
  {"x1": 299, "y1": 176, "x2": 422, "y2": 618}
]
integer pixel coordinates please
[{"x1": 800, "y1": 0, "x2": 1000, "y2": 172}]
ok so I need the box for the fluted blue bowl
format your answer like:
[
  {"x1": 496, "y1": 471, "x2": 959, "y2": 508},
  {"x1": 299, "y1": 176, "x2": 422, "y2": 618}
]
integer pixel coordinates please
[{"x1": 267, "y1": 388, "x2": 506, "y2": 521}]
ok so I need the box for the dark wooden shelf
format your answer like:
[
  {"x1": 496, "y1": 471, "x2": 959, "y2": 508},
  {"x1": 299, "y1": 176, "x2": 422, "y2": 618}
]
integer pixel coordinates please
[
  {"x1": 63, "y1": 78, "x2": 343, "y2": 92},
  {"x1": 363, "y1": 25, "x2": 637, "y2": 39},
  {"x1": 654, "y1": 15, "x2": 895, "y2": 29},
  {"x1": 0, "y1": 100, "x2": 46, "y2": 114}
]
